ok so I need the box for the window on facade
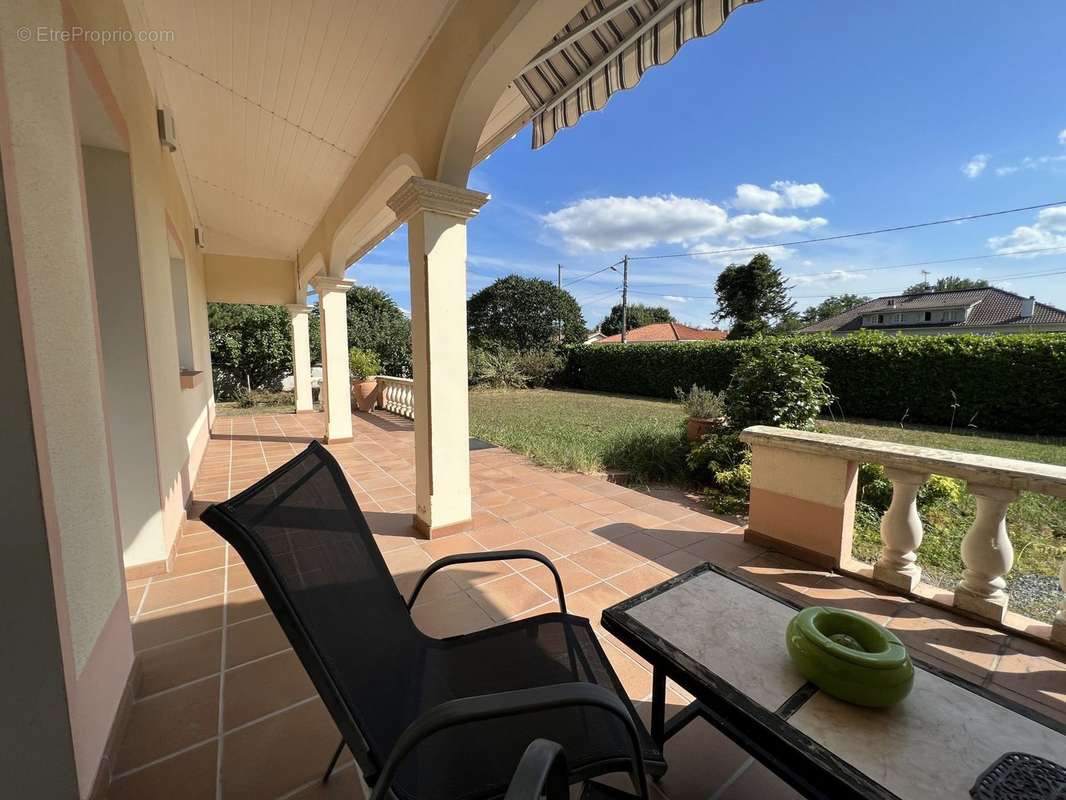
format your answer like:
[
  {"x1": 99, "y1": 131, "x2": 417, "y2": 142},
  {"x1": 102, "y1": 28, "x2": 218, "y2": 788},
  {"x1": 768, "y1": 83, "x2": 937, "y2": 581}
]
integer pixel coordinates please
[
  {"x1": 170, "y1": 257, "x2": 195, "y2": 369},
  {"x1": 877, "y1": 314, "x2": 884, "y2": 324},
  {"x1": 924, "y1": 311, "x2": 932, "y2": 321}
]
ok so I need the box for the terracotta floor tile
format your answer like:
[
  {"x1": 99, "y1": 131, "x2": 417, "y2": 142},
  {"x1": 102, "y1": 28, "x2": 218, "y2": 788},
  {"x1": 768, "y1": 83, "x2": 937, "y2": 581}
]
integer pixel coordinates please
[
  {"x1": 653, "y1": 549, "x2": 707, "y2": 577},
  {"x1": 164, "y1": 547, "x2": 227, "y2": 579},
  {"x1": 800, "y1": 574, "x2": 911, "y2": 626},
  {"x1": 523, "y1": 557, "x2": 599, "y2": 598},
  {"x1": 641, "y1": 526, "x2": 710, "y2": 550},
  {"x1": 223, "y1": 649, "x2": 316, "y2": 731},
  {"x1": 411, "y1": 592, "x2": 495, "y2": 638},
  {"x1": 396, "y1": 568, "x2": 463, "y2": 606},
  {"x1": 107, "y1": 739, "x2": 217, "y2": 800},
  {"x1": 566, "y1": 582, "x2": 627, "y2": 623},
  {"x1": 420, "y1": 533, "x2": 484, "y2": 561},
  {"x1": 221, "y1": 698, "x2": 346, "y2": 800},
  {"x1": 127, "y1": 584, "x2": 146, "y2": 616},
  {"x1": 581, "y1": 498, "x2": 631, "y2": 515},
  {"x1": 598, "y1": 636, "x2": 652, "y2": 699},
  {"x1": 732, "y1": 552, "x2": 826, "y2": 598},
  {"x1": 988, "y1": 639, "x2": 1066, "y2": 712},
  {"x1": 226, "y1": 614, "x2": 291, "y2": 668},
  {"x1": 469, "y1": 573, "x2": 552, "y2": 621},
  {"x1": 141, "y1": 568, "x2": 226, "y2": 613},
  {"x1": 114, "y1": 676, "x2": 219, "y2": 774},
  {"x1": 569, "y1": 543, "x2": 645, "y2": 580},
  {"x1": 511, "y1": 512, "x2": 567, "y2": 537},
  {"x1": 652, "y1": 711, "x2": 751, "y2": 800},
  {"x1": 176, "y1": 532, "x2": 225, "y2": 554},
  {"x1": 226, "y1": 584, "x2": 269, "y2": 624},
  {"x1": 467, "y1": 521, "x2": 525, "y2": 549},
  {"x1": 132, "y1": 595, "x2": 225, "y2": 652},
  {"x1": 608, "y1": 562, "x2": 673, "y2": 597},
  {"x1": 548, "y1": 504, "x2": 606, "y2": 527},
  {"x1": 137, "y1": 629, "x2": 222, "y2": 698},
  {"x1": 614, "y1": 531, "x2": 677, "y2": 560},
  {"x1": 493, "y1": 500, "x2": 540, "y2": 522},
  {"x1": 226, "y1": 562, "x2": 256, "y2": 591},
  {"x1": 675, "y1": 512, "x2": 744, "y2": 534},
  {"x1": 888, "y1": 605, "x2": 1007, "y2": 678},
  {"x1": 535, "y1": 527, "x2": 607, "y2": 556},
  {"x1": 283, "y1": 762, "x2": 366, "y2": 799}
]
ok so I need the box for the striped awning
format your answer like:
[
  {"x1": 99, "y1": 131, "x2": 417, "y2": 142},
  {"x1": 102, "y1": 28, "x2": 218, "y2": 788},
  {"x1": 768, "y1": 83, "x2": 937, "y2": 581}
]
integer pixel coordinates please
[{"x1": 516, "y1": 0, "x2": 760, "y2": 149}]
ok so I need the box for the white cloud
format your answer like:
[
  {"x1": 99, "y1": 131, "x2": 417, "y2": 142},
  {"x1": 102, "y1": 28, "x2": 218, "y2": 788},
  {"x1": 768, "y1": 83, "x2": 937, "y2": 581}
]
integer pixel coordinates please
[
  {"x1": 987, "y1": 206, "x2": 1066, "y2": 256},
  {"x1": 789, "y1": 269, "x2": 866, "y2": 286},
  {"x1": 1059, "y1": 128, "x2": 1066, "y2": 145},
  {"x1": 962, "y1": 153, "x2": 990, "y2": 178},
  {"x1": 542, "y1": 194, "x2": 826, "y2": 252},
  {"x1": 732, "y1": 181, "x2": 828, "y2": 211},
  {"x1": 995, "y1": 166, "x2": 1019, "y2": 176},
  {"x1": 663, "y1": 295, "x2": 689, "y2": 303},
  {"x1": 993, "y1": 154, "x2": 1066, "y2": 175}
]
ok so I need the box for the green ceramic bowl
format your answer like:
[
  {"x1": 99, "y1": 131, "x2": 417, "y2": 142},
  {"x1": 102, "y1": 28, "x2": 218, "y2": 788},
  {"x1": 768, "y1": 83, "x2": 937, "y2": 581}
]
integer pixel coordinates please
[{"x1": 785, "y1": 607, "x2": 914, "y2": 707}]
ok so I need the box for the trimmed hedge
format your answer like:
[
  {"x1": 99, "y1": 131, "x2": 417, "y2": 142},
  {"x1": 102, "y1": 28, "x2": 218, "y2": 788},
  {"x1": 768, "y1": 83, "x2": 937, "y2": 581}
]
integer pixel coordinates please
[{"x1": 566, "y1": 332, "x2": 1066, "y2": 435}]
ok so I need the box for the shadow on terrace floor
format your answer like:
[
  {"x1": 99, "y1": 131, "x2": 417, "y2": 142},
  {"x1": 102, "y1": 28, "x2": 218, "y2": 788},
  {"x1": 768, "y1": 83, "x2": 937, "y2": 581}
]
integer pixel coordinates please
[{"x1": 107, "y1": 410, "x2": 1066, "y2": 799}]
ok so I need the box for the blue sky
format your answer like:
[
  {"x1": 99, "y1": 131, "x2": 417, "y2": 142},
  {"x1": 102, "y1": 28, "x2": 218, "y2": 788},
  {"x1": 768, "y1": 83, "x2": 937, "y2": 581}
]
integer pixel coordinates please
[{"x1": 347, "y1": 0, "x2": 1066, "y2": 329}]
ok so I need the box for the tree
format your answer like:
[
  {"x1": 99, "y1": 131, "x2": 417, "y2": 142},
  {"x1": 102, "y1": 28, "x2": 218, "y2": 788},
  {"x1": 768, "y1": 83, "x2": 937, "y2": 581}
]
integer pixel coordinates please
[
  {"x1": 770, "y1": 311, "x2": 804, "y2": 335},
  {"x1": 598, "y1": 303, "x2": 674, "y2": 336},
  {"x1": 467, "y1": 275, "x2": 586, "y2": 350},
  {"x1": 714, "y1": 253, "x2": 794, "y2": 339},
  {"x1": 346, "y1": 286, "x2": 412, "y2": 377},
  {"x1": 799, "y1": 294, "x2": 872, "y2": 324},
  {"x1": 208, "y1": 302, "x2": 292, "y2": 399},
  {"x1": 903, "y1": 276, "x2": 988, "y2": 295}
]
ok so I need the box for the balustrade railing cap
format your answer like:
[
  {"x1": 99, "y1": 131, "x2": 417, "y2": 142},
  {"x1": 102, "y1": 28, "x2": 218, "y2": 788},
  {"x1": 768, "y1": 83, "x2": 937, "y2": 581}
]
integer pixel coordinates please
[{"x1": 740, "y1": 425, "x2": 1066, "y2": 498}]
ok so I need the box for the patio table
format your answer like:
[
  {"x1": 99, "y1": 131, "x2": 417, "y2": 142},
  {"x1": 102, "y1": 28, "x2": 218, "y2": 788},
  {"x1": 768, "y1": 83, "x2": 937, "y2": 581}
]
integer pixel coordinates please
[{"x1": 601, "y1": 563, "x2": 1066, "y2": 800}]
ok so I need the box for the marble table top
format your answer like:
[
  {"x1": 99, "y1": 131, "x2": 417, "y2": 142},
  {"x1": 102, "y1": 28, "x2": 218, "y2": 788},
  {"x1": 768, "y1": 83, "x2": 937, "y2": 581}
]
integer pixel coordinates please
[{"x1": 606, "y1": 565, "x2": 1066, "y2": 800}]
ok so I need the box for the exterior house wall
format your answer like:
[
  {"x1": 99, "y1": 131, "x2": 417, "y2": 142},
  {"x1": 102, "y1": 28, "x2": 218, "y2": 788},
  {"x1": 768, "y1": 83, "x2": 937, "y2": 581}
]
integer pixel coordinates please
[{"x1": 0, "y1": 1, "x2": 136, "y2": 795}]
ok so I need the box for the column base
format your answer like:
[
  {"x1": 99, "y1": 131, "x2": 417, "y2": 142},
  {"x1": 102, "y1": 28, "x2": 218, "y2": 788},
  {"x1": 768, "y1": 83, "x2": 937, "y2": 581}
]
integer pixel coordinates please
[
  {"x1": 294, "y1": 408, "x2": 317, "y2": 415},
  {"x1": 322, "y1": 435, "x2": 354, "y2": 444},
  {"x1": 414, "y1": 515, "x2": 473, "y2": 540},
  {"x1": 873, "y1": 562, "x2": 921, "y2": 593},
  {"x1": 954, "y1": 586, "x2": 1009, "y2": 623}
]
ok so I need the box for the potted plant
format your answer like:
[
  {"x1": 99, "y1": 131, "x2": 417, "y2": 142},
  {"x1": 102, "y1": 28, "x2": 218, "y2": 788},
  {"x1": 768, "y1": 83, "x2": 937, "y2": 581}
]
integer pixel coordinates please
[
  {"x1": 676, "y1": 384, "x2": 727, "y2": 442},
  {"x1": 349, "y1": 347, "x2": 382, "y2": 412}
]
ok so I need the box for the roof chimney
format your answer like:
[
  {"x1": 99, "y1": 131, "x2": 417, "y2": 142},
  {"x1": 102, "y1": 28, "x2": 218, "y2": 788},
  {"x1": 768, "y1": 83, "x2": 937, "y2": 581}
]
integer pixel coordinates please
[{"x1": 1020, "y1": 296, "x2": 1036, "y2": 318}]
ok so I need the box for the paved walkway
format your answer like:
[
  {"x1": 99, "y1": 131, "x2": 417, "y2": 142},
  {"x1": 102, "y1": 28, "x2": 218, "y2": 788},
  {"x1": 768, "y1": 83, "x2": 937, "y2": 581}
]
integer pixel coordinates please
[{"x1": 109, "y1": 411, "x2": 1066, "y2": 800}]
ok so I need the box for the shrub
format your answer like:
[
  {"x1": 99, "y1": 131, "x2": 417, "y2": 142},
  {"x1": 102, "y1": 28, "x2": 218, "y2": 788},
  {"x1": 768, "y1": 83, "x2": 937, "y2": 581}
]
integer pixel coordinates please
[
  {"x1": 348, "y1": 347, "x2": 381, "y2": 380},
  {"x1": 723, "y1": 343, "x2": 831, "y2": 429},
  {"x1": 468, "y1": 348, "x2": 527, "y2": 388},
  {"x1": 515, "y1": 349, "x2": 565, "y2": 388},
  {"x1": 566, "y1": 332, "x2": 1066, "y2": 435},
  {"x1": 858, "y1": 463, "x2": 964, "y2": 513},
  {"x1": 601, "y1": 424, "x2": 688, "y2": 485},
  {"x1": 675, "y1": 385, "x2": 725, "y2": 419}
]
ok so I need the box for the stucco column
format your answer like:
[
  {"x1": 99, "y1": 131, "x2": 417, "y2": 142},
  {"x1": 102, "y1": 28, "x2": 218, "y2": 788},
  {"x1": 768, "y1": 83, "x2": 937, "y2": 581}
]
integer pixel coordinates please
[
  {"x1": 285, "y1": 304, "x2": 314, "y2": 413},
  {"x1": 388, "y1": 177, "x2": 488, "y2": 538},
  {"x1": 311, "y1": 277, "x2": 354, "y2": 443}
]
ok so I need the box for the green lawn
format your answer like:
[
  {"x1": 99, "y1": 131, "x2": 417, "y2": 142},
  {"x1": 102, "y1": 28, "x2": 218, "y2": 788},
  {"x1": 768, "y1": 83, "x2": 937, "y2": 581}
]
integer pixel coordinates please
[{"x1": 469, "y1": 388, "x2": 1065, "y2": 621}]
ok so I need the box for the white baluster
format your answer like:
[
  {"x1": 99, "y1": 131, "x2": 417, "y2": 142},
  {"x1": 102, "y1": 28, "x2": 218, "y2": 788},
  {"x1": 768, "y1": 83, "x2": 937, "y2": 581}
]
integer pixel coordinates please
[
  {"x1": 954, "y1": 484, "x2": 1019, "y2": 622},
  {"x1": 1052, "y1": 560, "x2": 1066, "y2": 646},
  {"x1": 873, "y1": 468, "x2": 929, "y2": 592}
]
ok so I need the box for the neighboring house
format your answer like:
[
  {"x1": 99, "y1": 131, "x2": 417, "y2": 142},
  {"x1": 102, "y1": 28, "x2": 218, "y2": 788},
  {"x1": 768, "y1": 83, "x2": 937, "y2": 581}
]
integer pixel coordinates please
[
  {"x1": 597, "y1": 322, "x2": 728, "y2": 343},
  {"x1": 799, "y1": 288, "x2": 1066, "y2": 336},
  {"x1": 584, "y1": 329, "x2": 608, "y2": 344}
]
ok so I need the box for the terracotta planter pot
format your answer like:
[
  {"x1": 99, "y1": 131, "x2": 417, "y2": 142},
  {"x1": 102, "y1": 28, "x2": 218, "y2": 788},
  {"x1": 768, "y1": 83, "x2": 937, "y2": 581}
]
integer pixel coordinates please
[
  {"x1": 351, "y1": 379, "x2": 379, "y2": 412},
  {"x1": 686, "y1": 416, "x2": 727, "y2": 443}
]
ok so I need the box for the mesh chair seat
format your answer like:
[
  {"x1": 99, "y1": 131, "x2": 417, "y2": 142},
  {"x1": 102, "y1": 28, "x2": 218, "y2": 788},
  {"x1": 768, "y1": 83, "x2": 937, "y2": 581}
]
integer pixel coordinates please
[{"x1": 201, "y1": 441, "x2": 664, "y2": 800}]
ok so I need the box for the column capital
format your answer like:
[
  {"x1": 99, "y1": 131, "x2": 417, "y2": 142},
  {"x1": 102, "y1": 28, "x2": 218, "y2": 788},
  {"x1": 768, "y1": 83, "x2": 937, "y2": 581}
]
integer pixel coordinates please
[
  {"x1": 311, "y1": 276, "x2": 354, "y2": 296},
  {"x1": 284, "y1": 303, "x2": 313, "y2": 317},
  {"x1": 387, "y1": 176, "x2": 489, "y2": 223}
]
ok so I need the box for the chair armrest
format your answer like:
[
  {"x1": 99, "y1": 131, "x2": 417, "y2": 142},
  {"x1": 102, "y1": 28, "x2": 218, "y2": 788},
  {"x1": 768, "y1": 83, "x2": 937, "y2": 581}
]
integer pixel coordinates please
[
  {"x1": 504, "y1": 739, "x2": 569, "y2": 800},
  {"x1": 407, "y1": 550, "x2": 566, "y2": 613},
  {"x1": 368, "y1": 682, "x2": 648, "y2": 800}
]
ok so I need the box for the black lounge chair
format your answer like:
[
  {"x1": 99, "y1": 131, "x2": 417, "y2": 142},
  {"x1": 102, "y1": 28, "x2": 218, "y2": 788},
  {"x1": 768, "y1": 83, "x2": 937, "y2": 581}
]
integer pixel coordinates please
[{"x1": 201, "y1": 440, "x2": 665, "y2": 800}]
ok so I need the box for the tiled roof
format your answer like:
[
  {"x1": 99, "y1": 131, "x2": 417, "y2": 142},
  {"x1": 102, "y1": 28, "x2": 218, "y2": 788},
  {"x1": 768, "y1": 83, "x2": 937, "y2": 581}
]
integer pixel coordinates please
[
  {"x1": 800, "y1": 287, "x2": 1066, "y2": 333},
  {"x1": 598, "y1": 322, "x2": 728, "y2": 343}
]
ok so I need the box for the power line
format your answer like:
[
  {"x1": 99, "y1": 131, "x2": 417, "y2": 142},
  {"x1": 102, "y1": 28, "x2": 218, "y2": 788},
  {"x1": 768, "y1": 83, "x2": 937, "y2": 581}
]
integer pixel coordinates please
[
  {"x1": 624, "y1": 200, "x2": 1066, "y2": 262},
  {"x1": 562, "y1": 259, "x2": 624, "y2": 287},
  {"x1": 625, "y1": 244, "x2": 1066, "y2": 291},
  {"x1": 630, "y1": 266, "x2": 1066, "y2": 302}
]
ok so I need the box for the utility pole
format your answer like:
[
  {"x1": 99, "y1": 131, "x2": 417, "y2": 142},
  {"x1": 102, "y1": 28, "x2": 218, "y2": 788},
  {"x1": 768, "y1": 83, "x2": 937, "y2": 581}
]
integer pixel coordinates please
[
  {"x1": 620, "y1": 254, "x2": 630, "y2": 344},
  {"x1": 557, "y1": 264, "x2": 562, "y2": 289},
  {"x1": 556, "y1": 264, "x2": 563, "y2": 342}
]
